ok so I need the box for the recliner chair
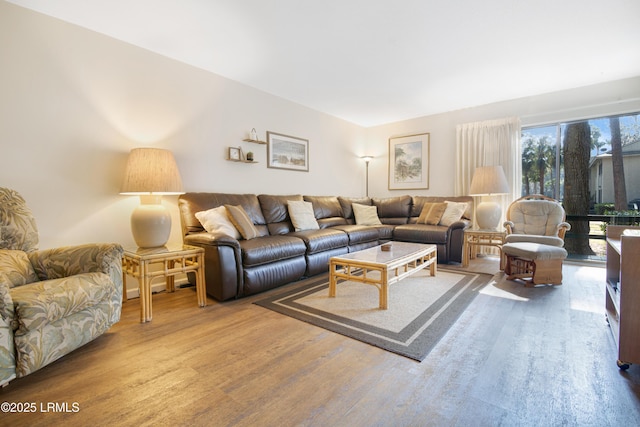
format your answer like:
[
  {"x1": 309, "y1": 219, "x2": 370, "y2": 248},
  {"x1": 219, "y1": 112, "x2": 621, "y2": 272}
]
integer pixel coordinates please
[
  {"x1": 0, "y1": 187, "x2": 123, "y2": 386},
  {"x1": 502, "y1": 194, "x2": 571, "y2": 286}
]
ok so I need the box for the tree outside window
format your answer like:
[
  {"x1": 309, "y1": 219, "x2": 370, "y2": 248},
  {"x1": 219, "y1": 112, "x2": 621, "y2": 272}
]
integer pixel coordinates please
[{"x1": 521, "y1": 113, "x2": 640, "y2": 260}]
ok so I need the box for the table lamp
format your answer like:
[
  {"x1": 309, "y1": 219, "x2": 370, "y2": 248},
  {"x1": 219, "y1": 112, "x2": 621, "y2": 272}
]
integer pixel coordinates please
[
  {"x1": 469, "y1": 165, "x2": 509, "y2": 230},
  {"x1": 120, "y1": 148, "x2": 184, "y2": 247}
]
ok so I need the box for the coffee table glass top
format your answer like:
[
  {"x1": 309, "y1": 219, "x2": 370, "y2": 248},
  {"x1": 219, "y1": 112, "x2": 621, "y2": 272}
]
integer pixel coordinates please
[{"x1": 332, "y1": 242, "x2": 435, "y2": 265}]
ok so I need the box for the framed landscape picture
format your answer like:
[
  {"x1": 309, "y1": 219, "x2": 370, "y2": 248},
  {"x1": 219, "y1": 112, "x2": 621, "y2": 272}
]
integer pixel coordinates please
[
  {"x1": 388, "y1": 133, "x2": 429, "y2": 190},
  {"x1": 267, "y1": 131, "x2": 309, "y2": 172}
]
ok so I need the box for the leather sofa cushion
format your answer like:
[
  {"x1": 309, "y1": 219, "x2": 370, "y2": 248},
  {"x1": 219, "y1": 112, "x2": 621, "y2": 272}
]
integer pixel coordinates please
[
  {"x1": 239, "y1": 235, "x2": 307, "y2": 267},
  {"x1": 372, "y1": 224, "x2": 396, "y2": 241},
  {"x1": 372, "y1": 196, "x2": 412, "y2": 224},
  {"x1": 289, "y1": 228, "x2": 349, "y2": 254},
  {"x1": 317, "y1": 217, "x2": 348, "y2": 228},
  {"x1": 304, "y1": 195, "x2": 344, "y2": 219},
  {"x1": 242, "y1": 257, "x2": 307, "y2": 296},
  {"x1": 305, "y1": 195, "x2": 349, "y2": 228},
  {"x1": 393, "y1": 224, "x2": 449, "y2": 244},
  {"x1": 331, "y1": 225, "x2": 379, "y2": 245}
]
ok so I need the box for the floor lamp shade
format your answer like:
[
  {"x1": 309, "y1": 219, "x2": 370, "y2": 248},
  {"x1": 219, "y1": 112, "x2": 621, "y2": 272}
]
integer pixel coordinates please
[
  {"x1": 469, "y1": 166, "x2": 509, "y2": 230},
  {"x1": 120, "y1": 148, "x2": 184, "y2": 248}
]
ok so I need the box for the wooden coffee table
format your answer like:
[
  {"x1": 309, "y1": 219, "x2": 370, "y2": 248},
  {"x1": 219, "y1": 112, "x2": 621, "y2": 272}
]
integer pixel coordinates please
[{"x1": 328, "y1": 242, "x2": 437, "y2": 309}]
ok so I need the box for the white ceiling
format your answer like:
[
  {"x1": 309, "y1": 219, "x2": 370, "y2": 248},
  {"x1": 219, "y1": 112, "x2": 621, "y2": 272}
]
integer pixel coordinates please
[{"x1": 8, "y1": 0, "x2": 640, "y2": 127}]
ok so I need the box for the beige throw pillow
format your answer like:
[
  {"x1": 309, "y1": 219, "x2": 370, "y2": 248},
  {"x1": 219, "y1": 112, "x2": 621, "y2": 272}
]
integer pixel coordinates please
[
  {"x1": 287, "y1": 201, "x2": 319, "y2": 231},
  {"x1": 224, "y1": 205, "x2": 260, "y2": 240},
  {"x1": 439, "y1": 201, "x2": 469, "y2": 227},
  {"x1": 417, "y1": 202, "x2": 447, "y2": 225},
  {"x1": 195, "y1": 206, "x2": 241, "y2": 239},
  {"x1": 352, "y1": 203, "x2": 382, "y2": 226}
]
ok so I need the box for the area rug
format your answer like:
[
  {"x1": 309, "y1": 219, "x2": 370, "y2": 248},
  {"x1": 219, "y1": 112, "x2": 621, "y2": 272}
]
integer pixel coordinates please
[{"x1": 254, "y1": 268, "x2": 495, "y2": 361}]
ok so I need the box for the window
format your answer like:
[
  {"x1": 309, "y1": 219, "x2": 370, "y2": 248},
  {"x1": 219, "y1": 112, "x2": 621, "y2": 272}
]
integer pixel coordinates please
[{"x1": 521, "y1": 113, "x2": 640, "y2": 261}]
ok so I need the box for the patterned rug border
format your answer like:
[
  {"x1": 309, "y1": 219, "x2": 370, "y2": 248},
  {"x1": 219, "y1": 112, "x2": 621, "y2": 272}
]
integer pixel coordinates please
[{"x1": 254, "y1": 269, "x2": 494, "y2": 361}]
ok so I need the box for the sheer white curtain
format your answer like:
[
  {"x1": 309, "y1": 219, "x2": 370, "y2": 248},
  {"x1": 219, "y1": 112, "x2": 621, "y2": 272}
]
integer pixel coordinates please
[{"x1": 455, "y1": 117, "x2": 522, "y2": 230}]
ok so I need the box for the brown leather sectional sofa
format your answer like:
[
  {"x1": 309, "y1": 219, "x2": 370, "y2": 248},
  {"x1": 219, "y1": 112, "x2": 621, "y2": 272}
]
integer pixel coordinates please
[{"x1": 178, "y1": 193, "x2": 473, "y2": 301}]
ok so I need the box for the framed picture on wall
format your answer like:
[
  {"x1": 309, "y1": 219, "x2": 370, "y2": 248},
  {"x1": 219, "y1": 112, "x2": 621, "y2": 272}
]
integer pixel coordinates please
[
  {"x1": 267, "y1": 131, "x2": 309, "y2": 172},
  {"x1": 388, "y1": 133, "x2": 429, "y2": 190},
  {"x1": 228, "y1": 146, "x2": 241, "y2": 161}
]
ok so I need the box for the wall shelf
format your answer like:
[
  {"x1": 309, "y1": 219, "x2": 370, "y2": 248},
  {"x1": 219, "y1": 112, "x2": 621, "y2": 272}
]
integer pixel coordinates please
[
  {"x1": 242, "y1": 138, "x2": 267, "y2": 145},
  {"x1": 227, "y1": 159, "x2": 258, "y2": 164}
]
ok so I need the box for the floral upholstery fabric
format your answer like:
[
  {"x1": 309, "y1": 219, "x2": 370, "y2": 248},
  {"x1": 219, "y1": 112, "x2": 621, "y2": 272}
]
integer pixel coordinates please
[
  {"x1": 0, "y1": 281, "x2": 16, "y2": 385},
  {"x1": 0, "y1": 188, "x2": 123, "y2": 386},
  {"x1": 0, "y1": 249, "x2": 39, "y2": 288},
  {"x1": 10, "y1": 271, "x2": 116, "y2": 334},
  {"x1": 0, "y1": 188, "x2": 39, "y2": 252},
  {"x1": 0, "y1": 243, "x2": 124, "y2": 382},
  {"x1": 14, "y1": 301, "x2": 113, "y2": 378}
]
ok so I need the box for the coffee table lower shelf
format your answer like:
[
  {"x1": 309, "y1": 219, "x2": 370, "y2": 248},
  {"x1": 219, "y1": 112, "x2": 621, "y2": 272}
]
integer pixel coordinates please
[{"x1": 328, "y1": 243, "x2": 437, "y2": 309}]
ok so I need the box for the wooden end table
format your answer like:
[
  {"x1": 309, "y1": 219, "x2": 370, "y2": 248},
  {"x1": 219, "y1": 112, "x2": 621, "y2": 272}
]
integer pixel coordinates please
[
  {"x1": 329, "y1": 242, "x2": 437, "y2": 309},
  {"x1": 122, "y1": 244, "x2": 206, "y2": 323},
  {"x1": 462, "y1": 228, "x2": 506, "y2": 268}
]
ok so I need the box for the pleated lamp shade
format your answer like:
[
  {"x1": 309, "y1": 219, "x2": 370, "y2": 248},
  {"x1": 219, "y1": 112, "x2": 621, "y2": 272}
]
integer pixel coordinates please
[
  {"x1": 469, "y1": 166, "x2": 509, "y2": 230},
  {"x1": 120, "y1": 148, "x2": 184, "y2": 247}
]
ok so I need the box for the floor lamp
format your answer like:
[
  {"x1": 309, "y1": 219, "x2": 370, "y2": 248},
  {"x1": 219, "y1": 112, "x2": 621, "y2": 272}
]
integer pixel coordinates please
[
  {"x1": 469, "y1": 165, "x2": 509, "y2": 230},
  {"x1": 120, "y1": 148, "x2": 184, "y2": 248},
  {"x1": 361, "y1": 156, "x2": 373, "y2": 197}
]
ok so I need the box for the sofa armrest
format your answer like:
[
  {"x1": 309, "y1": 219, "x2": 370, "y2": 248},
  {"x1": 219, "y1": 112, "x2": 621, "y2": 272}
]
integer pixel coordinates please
[
  {"x1": 448, "y1": 219, "x2": 471, "y2": 231},
  {"x1": 28, "y1": 243, "x2": 124, "y2": 286},
  {"x1": 0, "y1": 279, "x2": 15, "y2": 326},
  {"x1": 184, "y1": 232, "x2": 243, "y2": 301},
  {"x1": 184, "y1": 232, "x2": 241, "y2": 250},
  {"x1": 0, "y1": 279, "x2": 16, "y2": 387},
  {"x1": 445, "y1": 219, "x2": 471, "y2": 263}
]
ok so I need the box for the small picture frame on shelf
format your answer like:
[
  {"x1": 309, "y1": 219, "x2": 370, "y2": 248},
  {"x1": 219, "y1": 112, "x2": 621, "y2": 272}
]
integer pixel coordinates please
[{"x1": 228, "y1": 147, "x2": 241, "y2": 161}]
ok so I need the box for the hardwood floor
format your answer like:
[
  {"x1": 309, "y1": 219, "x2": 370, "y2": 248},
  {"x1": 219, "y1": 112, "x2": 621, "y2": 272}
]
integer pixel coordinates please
[{"x1": 2, "y1": 258, "x2": 639, "y2": 426}]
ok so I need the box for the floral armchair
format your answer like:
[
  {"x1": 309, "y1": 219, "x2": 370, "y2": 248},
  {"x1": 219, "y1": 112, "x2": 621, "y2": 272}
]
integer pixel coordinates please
[{"x1": 0, "y1": 188, "x2": 123, "y2": 386}]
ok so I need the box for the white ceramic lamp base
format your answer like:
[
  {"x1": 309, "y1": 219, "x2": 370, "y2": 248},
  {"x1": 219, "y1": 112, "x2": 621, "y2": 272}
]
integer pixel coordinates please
[
  {"x1": 130, "y1": 196, "x2": 171, "y2": 248},
  {"x1": 476, "y1": 201, "x2": 502, "y2": 230}
]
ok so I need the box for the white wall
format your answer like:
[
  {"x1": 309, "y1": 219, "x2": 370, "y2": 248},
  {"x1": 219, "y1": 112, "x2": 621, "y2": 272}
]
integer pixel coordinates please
[
  {"x1": 365, "y1": 77, "x2": 640, "y2": 199},
  {"x1": 2, "y1": 1, "x2": 640, "y2": 254},
  {"x1": 0, "y1": 2, "x2": 367, "y2": 251}
]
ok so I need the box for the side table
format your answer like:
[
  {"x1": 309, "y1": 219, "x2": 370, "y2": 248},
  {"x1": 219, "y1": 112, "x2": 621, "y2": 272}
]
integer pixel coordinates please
[
  {"x1": 462, "y1": 229, "x2": 506, "y2": 268},
  {"x1": 122, "y1": 244, "x2": 207, "y2": 323}
]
